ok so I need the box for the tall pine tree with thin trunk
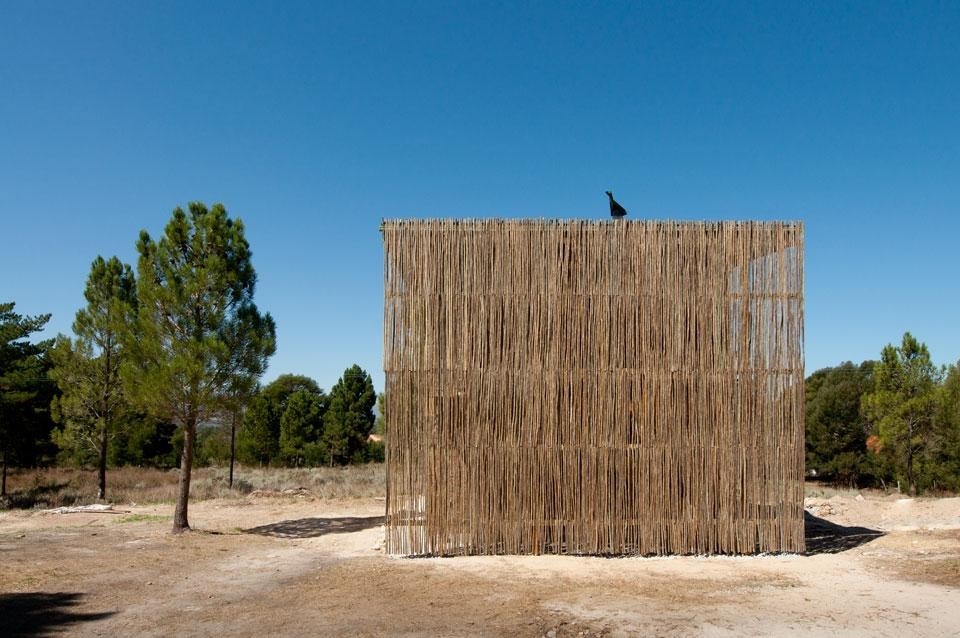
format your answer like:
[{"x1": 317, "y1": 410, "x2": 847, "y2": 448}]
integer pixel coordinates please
[
  {"x1": 123, "y1": 203, "x2": 275, "y2": 532},
  {"x1": 49, "y1": 256, "x2": 137, "y2": 500}
]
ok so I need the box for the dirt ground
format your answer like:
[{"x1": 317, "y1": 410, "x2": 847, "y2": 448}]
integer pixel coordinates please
[{"x1": 2, "y1": 491, "x2": 959, "y2": 637}]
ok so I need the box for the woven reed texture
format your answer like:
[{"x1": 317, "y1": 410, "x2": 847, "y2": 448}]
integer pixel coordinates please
[{"x1": 383, "y1": 219, "x2": 804, "y2": 555}]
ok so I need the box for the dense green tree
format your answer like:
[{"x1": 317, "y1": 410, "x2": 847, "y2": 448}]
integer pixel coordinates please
[
  {"x1": 123, "y1": 203, "x2": 276, "y2": 532},
  {"x1": 324, "y1": 365, "x2": 375, "y2": 465},
  {"x1": 237, "y1": 394, "x2": 276, "y2": 466},
  {"x1": 805, "y1": 361, "x2": 876, "y2": 486},
  {"x1": 365, "y1": 439, "x2": 385, "y2": 462},
  {"x1": 264, "y1": 374, "x2": 322, "y2": 400},
  {"x1": 862, "y1": 333, "x2": 942, "y2": 495},
  {"x1": 237, "y1": 374, "x2": 323, "y2": 465},
  {"x1": 0, "y1": 303, "x2": 53, "y2": 496},
  {"x1": 928, "y1": 362, "x2": 960, "y2": 491},
  {"x1": 49, "y1": 256, "x2": 137, "y2": 500},
  {"x1": 279, "y1": 390, "x2": 327, "y2": 466}
]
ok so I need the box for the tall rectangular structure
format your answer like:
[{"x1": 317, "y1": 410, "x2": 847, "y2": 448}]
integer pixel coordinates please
[{"x1": 383, "y1": 219, "x2": 804, "y2": 555}]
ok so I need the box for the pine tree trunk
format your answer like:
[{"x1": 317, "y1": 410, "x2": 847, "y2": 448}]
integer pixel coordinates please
[
  {"x1": 907, "y1": 447, "x2": 916, "y2": 497},
  {"x1": 1, "y1": 452, "x2": 7, "y2": 497},
  {"x1": 228, "y1": 411, "x2": 236, "y2": 489},
  {"x1": 907, "y1": 421, "x2": 916, "y2": 497},
  {"x1": 173, "y1": 421, "x2": 196, "y2": 533},
  {"x1": 97, "y1": 425, "x2": 108, "y2": 501},
  {"x1": 100, "y1": 347, "x2": 111, "y2": 502}
]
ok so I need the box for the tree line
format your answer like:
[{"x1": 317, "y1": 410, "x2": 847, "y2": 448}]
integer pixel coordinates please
[
  {"x1": 806, "y1": 332, "x2": 960, "y2": 495},
  {"x1": 234, "y1": 368, "x2": 380, "y2": 468},
  {"x1": 0, "y1": 203, "x2": 379, "y2": 532},
  {"x1": 3, "y1": 204, "x2": 958, "y2": 523}
]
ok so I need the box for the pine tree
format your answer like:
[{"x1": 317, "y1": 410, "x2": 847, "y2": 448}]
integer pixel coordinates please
[
  {"x1": 929, "y1": 362, "x2": 960, "y2": 491},
  {"x1": 49, "y1": 256, "x2": 137, "y2": 500},
  {"x1": 0, "y1": 302, "x2": 51, "y2": 496},
  {"x1": 862, "y1": 333, "x2": 942, "y2": 495},
  {"x1": 279, "y1": 390, "x2": 326, "y2": 466},
  {"x1": 123, "y1": 203, "x2": 276, "y2": 532},
  {"x1": 324, "y1": 365, "x2": 375, "y2": 465},
  {"x1": 804, "y1": 361, "x2": 876, "y2": 486},
  {"x1": 238, "y1": 375, "x2": 323, "y2": 466},
  {"x1": 237, "y1": 394, "x2": 277, "y2": 466}
]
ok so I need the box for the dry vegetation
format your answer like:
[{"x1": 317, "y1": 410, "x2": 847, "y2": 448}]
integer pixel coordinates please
[
  {"x1": 883, "y1": 529, "x2": 960, "y2": 589},
  {"x1": 1, "y1": 463, "x2": 385, "y2": 509}
]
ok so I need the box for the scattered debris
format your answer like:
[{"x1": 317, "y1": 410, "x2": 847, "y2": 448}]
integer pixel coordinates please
[
  {"x1": 804, "y1": 497, "x2": 841, "y2": 518},
  {"x1": 247, "y1": 487, "x2": 314, "y2": 499},
  {"x1": 42, "y1": 503, "x2": 130, "y2": 515}
]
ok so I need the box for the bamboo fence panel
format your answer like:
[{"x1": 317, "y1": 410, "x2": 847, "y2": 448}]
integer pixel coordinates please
[{"x1": 382, "y1": 219, "x2": 805, "y2": 555}]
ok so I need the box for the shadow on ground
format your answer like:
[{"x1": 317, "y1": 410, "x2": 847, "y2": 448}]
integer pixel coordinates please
[
  {"x1": 804, "y1": 511, "x2": 884, "y2": 555},
  {"x1": 244, "y1": 515, "x2": 385, "y2": 539},
  {"x1": 0, "y1": 592, "x2": 114, "y2": 638},
  {"x1": 247, "y1": 513, "x2": 883, "y2": 551}
]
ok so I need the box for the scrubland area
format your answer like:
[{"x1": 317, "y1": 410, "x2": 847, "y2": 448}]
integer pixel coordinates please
[
  {"x1": 1, "y1": 466, "x2": 958, "y2": 637},
  {"x1": 0, "y1": 464, "x2": 386, "y2": 509}
]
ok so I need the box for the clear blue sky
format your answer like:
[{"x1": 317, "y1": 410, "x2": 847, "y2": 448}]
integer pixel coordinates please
[{"x1": 2, "y1": 2, "x2": 958, "y2": 393}]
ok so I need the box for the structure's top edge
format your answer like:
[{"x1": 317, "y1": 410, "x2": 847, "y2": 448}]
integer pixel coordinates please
[{"x1": 380, "y1": 218, "x2": 804, "y2": 230}]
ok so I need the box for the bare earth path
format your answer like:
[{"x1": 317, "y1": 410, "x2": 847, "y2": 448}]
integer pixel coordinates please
[{"x1": 2, "y1": 493, "x2": 959, "y2": 636}]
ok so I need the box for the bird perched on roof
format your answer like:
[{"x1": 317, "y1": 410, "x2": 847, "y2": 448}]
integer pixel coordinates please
[{"x1": 605, "y1": 191, "x2": 627, "y2": 219}]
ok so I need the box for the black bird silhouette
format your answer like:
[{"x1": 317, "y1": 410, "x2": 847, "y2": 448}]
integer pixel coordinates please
[{"x1": 605, "y1": 191, "x2": 627, "y2": 219}]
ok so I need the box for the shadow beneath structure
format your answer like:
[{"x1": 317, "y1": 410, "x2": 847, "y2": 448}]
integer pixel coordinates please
[
  {"x1": 244, "y1": 515, "x2": 385, "y2": 539},
  {"x1": 804, "y1": 511, "x2": 885, "y2": 555},
  {"x1": 0, "y1": 592, "x2": 115, "y2": 637}
]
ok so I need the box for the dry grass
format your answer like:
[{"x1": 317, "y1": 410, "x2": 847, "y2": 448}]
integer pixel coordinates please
[
  {"x1": 1, "y1": 463, "x2": 385, "y2": 509},
  {"x1": 885, "y1": 530, "x2": 960, "y2": 589},
  {"x1": 908, "y1": 557, "x2": 960, "y2": 588},
  {"x1": 885, "y1": 554, "x2": 960, "y2": 589}
]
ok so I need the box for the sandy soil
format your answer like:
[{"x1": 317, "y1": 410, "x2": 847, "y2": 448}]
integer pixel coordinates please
[{"x1": 1, "y1": 492, "x2": 959, "y2": 637}]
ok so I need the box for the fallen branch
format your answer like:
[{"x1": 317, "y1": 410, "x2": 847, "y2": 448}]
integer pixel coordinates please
[{"x1": 42, "y1": 504, "x2": 132, "y2": 515}]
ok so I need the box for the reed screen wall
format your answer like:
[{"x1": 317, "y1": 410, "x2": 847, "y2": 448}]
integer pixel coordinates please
[{"x1": 383, "y1": 219, "x2": 804, "y2": 555}]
